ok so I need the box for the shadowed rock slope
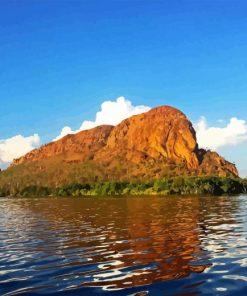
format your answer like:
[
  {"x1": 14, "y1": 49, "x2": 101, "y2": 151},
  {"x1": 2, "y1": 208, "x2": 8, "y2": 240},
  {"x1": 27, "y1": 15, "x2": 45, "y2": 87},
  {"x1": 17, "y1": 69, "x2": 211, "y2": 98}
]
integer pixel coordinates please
[{"x1": 0, "y1": 106, "x2": 238, "y2": 190}]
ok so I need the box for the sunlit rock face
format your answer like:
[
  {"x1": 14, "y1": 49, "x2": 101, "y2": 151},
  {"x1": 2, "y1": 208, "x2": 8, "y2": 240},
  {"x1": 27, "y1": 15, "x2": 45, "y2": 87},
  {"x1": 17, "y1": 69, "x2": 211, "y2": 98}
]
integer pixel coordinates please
[
  {"x1": 6, "y1": 105, "x2": 238, "y2": 188},
  {"x1": 103, "y1": 106, "x2": 199, "y2": 170},
  {"x1": 12, "y1": 125, "x2": 114, "y2": 165}
]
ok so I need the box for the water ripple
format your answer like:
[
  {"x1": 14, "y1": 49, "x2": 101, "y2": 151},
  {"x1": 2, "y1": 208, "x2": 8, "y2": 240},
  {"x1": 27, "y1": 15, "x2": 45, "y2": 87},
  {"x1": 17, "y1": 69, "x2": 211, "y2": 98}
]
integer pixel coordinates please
[{"x1": 0, "y1": 195, "x2": 247, "y2": 295}]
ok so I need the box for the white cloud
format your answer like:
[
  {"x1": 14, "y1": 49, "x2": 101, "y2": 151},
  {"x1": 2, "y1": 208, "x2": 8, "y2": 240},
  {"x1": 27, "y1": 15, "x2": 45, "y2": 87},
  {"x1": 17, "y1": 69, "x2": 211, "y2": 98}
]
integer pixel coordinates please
[
  {"x1": 80, "y1": 96, "x2": 151, "y2": 129},
  {"x1": 53, "y1": 126, "x2": 74, "y2": 142},
  {"x1": 195, "y1": 116, "x2": 247, "y2": 151},
  {"x1": 55, "y1": 97, "x2": 151, "y2": 141},
  {"x1": 0, "y1": 134, "x2": 40, "y2": 168}
]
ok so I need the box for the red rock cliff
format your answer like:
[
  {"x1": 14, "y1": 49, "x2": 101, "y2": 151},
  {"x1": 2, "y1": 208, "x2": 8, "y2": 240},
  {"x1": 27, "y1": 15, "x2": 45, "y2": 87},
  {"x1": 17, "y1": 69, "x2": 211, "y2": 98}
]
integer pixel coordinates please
[{"x1": 11, "y1": 106, "x2": 238, "y2": 178}]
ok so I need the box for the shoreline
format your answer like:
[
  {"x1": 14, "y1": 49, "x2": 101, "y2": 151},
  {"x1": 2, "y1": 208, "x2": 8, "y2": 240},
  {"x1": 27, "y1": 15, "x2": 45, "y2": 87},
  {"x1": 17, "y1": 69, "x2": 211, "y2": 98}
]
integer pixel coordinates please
[{"x1": 1, "y1": 176, "x2": 246, "y2": 198}]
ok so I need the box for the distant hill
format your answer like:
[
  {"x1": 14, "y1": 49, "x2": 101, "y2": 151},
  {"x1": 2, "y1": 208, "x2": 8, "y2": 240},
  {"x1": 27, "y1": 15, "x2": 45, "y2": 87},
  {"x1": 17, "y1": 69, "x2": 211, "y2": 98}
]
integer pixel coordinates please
[{"x1": 0, "y1": 106, "x2": 238, "y2": 193}]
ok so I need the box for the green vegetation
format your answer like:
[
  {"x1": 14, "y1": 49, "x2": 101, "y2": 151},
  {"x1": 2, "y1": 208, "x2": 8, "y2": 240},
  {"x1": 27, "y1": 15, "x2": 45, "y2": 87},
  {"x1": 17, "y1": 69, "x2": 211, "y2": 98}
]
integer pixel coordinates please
[{"x1": 1, "y1": 176, "x2": 246, "y2": 197}]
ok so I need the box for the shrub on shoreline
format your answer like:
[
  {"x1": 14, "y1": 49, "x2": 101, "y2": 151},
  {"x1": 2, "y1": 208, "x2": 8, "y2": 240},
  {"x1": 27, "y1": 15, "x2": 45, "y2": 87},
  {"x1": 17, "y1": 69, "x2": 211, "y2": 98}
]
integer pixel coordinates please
[{"x1": 1, "y1": 176, "x2": 246, "y2": 197}]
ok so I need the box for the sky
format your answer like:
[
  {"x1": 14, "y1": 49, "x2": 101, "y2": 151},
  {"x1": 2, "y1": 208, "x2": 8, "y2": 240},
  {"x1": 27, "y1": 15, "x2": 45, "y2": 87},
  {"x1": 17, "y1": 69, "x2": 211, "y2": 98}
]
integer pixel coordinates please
[{"x1": 0, "y1": 0, "x2": 247, "y2": 176}]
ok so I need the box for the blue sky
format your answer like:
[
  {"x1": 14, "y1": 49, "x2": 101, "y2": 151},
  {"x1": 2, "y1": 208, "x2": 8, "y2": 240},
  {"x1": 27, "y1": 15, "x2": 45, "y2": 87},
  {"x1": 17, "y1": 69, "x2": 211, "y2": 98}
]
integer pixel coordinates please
[{"x1": 0, "y1": 0, "x2": 247, "y2": 176}]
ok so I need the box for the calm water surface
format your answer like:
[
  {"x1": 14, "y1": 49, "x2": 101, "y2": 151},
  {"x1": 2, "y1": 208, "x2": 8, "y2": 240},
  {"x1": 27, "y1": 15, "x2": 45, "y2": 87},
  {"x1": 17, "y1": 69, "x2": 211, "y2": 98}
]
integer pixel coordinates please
[{"x1": 1, "y1": 195, "x2": 247, "y2": 295}]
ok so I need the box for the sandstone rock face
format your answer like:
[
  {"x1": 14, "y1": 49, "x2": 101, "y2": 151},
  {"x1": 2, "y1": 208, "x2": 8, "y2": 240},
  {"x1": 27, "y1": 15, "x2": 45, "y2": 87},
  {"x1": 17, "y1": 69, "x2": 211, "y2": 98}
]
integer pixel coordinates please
[
  {"x1": 102, "y1": 106, "x2": 199, "y2": 169},
  {"x1": 198, "y1": 149, "x2": 238, "y2": 177},
  {"x1": 11, "y1": 105, "x2": 238, "y2": 179},
  {"x1": 12, "y1": 125, "x2": 114, "y2": 165}
]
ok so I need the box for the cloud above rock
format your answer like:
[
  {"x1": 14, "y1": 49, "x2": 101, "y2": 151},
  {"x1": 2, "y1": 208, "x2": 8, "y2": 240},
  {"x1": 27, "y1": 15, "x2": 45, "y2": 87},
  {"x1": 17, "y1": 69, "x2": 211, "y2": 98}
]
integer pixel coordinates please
[
  {"x1": 54, "y1": 97, "x2": 151, "y2": 141},
  {"x1": 54, "y1": 96, "x2": 247, "y2": 152},
  {"x1": 2, "y1": 97, "x2": 247, "y2": 170},
  {"x1": 0, "y1": 134, "x2": 40, "y2": 168},
  {"x1": 195, "y1": 116, "x2": 247, "y2": 151}
]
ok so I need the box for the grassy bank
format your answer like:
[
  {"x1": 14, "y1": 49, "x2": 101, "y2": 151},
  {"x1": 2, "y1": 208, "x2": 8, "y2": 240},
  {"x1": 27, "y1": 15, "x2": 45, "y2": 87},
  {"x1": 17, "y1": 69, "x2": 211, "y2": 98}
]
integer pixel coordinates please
[{"x1": 1, "y1": 176, "x2": 247, "y2": 197}]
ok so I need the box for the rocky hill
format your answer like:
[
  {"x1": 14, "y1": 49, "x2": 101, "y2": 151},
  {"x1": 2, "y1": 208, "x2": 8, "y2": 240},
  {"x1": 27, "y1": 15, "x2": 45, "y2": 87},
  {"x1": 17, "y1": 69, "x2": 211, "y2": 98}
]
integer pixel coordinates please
[
  {"x1": 12, "y1": 125, "x2": 114, "y2": 165},
  {"x1": 0, "y1": 106, "x2": 238, "y2": 191}
]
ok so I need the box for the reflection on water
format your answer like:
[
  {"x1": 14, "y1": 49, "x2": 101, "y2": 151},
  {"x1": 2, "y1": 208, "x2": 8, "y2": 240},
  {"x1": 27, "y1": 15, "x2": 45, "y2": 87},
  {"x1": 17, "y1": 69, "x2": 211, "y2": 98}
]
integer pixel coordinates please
[{"x1": 0, "y1": 195, "x2": 247, "y2": 295}]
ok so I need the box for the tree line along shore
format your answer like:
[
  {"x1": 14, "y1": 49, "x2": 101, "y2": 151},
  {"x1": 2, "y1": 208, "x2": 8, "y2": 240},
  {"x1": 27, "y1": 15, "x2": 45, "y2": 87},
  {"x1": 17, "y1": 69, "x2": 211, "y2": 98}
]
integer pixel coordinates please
[{"x1": 1, "y1": 176, "x2": 247, "y2": 197}]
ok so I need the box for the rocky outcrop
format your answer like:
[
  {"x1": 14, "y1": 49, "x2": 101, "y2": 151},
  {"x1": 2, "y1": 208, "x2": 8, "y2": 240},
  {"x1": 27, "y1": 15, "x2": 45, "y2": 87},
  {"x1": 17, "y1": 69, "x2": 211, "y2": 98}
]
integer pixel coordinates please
[
  {"x1": 11, "y1": 105, "x2": 238, "y2": 179},
  {"x1": 12, "y1": 125, "x2": 114, "y2": 165},
  {"x1": 100, "y1": 106, "x2": 199, "y2": 169},
  {"x1": 198, "y1": 149, "x2": 238, "y2": 177}
]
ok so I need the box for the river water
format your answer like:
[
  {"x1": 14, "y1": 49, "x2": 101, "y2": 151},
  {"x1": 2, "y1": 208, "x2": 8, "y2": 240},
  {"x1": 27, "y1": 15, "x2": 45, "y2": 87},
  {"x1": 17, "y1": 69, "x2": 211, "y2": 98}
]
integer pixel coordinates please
[{"x1": 1, "y1": 195, "x2": 247, "y2": 295}]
